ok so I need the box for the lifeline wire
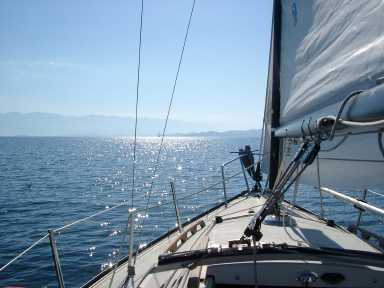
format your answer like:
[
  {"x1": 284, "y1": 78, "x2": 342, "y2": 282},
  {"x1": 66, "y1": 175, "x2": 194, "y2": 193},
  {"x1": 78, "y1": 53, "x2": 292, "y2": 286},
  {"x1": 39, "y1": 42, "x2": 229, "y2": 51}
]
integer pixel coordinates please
[
  {"x1": 4, "y1": 169, "x2": 231, "y2": 274},
  {"x1": 50, "y1": 167, "x2": 242, "y2": 235},
  {"x1": 0, "y1": 234, "x2": 49, "y2": 272},
  {"x1": 141, "y1": 0, "x2": 197, "y2": 219},
  {"x1": 131, "y1": 0, "x2": 144, "y2": 208}
]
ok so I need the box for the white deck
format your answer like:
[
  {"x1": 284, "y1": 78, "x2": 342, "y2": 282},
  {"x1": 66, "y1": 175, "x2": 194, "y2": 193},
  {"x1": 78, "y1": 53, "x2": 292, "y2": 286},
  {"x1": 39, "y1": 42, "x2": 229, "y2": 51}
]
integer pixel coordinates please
[{"x1": 86, "y1": 193, "x2": 384, "y2": 288}]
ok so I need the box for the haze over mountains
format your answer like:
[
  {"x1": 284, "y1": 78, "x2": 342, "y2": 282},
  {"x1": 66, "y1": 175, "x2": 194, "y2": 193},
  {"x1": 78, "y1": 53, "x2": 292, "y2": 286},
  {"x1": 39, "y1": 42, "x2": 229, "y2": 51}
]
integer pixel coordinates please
[{"x1": 0, "y1": 112, "x2": 259, "y2": 137}]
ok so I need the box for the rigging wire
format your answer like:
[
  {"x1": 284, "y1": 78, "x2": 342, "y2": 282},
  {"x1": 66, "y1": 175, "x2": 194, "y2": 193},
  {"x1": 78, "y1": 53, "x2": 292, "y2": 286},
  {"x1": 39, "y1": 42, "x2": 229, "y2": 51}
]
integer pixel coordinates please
[
  {"x1": 258, "y1": 87, "x2": 268, "y2": 163},
  {"x1": 316, "y1": 155, "x2": 324, "y2": 218},
  {"x1": 278, "y1": 149, "x2": 320, "y2": 203},
  {"x1": 292, "y1": 164, "x2": 301, "y2": 207},
  {"x1": 131, "y1": 0, "x2": 145, "y2": 208},
  {"x1": 368, "y1": 188, "x2": 384, "y2": 198},
  {"x1": 258, "y1": 117, "x2": 266, "y2": 162},
  {"x1": 109, "y1": 0, "x2": 145, "y2": 273},
  {"x1": 243, "y1": 142, "x2": 321, "y2": 240},
  {"x1": 258, "y1": 0, "x2": 277, "y2": 164},
  {"x1": 141, "y1": 0, "x2": 197, "y2": 221}
]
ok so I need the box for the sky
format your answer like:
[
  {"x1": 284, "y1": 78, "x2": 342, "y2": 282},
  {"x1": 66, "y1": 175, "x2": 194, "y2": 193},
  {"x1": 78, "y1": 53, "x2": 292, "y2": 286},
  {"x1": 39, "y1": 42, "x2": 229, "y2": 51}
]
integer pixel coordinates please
[{"x1": 0, "y1": 0, "x2": 272, "y2": 131}]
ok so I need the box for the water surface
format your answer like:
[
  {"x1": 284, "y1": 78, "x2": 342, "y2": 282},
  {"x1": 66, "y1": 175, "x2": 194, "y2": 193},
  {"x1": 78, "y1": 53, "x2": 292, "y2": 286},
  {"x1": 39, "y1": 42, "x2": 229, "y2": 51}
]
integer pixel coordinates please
[{"x1": 0, "y1": 136, "x2": 382, "y2": 287}]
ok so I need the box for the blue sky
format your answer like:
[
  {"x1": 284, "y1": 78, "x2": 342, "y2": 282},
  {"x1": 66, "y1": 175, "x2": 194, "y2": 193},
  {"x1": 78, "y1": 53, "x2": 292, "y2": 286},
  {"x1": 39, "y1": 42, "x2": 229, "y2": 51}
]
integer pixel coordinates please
[{"x1": 0, "y1": 0, "x2": 272, "y2": 130}]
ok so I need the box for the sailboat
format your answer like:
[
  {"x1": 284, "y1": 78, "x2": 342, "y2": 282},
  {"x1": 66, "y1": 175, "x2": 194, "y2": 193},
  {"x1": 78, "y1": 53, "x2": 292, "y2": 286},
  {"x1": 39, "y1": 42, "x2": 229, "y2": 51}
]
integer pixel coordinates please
[
  {"x1": 79, "y1": 1, "x2": 384, "y2": 287},
  {"x1": 1, "y1": 0, "x2": 384, "y2": 287}
]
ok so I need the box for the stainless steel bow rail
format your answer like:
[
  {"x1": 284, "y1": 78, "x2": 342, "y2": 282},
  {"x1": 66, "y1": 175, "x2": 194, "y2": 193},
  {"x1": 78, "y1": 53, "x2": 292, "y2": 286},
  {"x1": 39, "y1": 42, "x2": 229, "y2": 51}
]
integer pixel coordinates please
[
  {"x1": 320, "y1": 187, "x2": 384, "y2": 248},
  {"x1": 221, "y1": 154, "x2": 253, "y2": 206},
  {"x1": 0, "y1": 155, "x2": 252, "y2": 287}
]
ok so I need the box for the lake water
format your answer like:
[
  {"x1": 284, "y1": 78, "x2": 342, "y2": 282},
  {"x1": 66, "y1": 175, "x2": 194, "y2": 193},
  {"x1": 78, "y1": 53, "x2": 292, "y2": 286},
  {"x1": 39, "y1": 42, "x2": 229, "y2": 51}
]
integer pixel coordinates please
[{"x1": 0, "y1": 136, "x2": 383, "y2": 287}]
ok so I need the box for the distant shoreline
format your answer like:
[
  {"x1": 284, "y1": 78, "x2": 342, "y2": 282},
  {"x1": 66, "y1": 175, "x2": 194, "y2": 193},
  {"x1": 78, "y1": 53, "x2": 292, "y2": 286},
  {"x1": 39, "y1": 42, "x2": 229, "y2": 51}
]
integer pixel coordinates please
[
  {"x1": 0, "y1": 112, "x2": 260, "y2": 137},
  {"x1": 0, "y1": 133, "x2": 260, "y2": 138},
  {"x1": 168, "y1": 129, "x2": 260, "y2": 138}
]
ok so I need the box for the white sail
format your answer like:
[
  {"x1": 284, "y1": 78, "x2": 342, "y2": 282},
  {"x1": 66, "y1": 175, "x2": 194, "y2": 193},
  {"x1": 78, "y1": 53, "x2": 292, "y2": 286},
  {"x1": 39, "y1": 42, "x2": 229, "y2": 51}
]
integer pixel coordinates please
[
  {"x1": 262, "y1": 0, "x2": 384, "y2": 189},
  {"x1": 280, "y1": 0, "x2": 384, "y2": 125},
  {"x1": 282, "y1": 133, "x2": 384, "y2": 190}
]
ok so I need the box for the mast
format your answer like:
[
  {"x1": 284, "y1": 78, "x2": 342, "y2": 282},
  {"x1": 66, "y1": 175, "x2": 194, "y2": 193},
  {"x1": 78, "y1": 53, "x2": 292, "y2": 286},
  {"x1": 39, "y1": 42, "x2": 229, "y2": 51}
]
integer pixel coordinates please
[{"x1": 267, "y1": 0, "x2": 282, "y2": 190}]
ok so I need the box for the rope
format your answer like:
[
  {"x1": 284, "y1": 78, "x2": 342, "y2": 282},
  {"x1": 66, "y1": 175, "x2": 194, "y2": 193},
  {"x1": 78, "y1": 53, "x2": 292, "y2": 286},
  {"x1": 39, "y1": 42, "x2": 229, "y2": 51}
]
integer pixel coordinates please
[
  {"x1": 327, "y1": 90, "x2": 384, "y2": 139},
  {"x1": 292, "y1": 164, "x2": 301, "y2": 207},
  {"x1": 320, "y1": 134, "x2": 349, "y2": 152},
  {"x1": 131, "y1": 0, "x2": 145, "y2": 208},
  {"x1": 219, "y1": 204, "x2": 264, "y2": 218},
  {"x1": 378, "y1": 132, "x2": 384, "y2": 158},
  {"x1": 328, "y1": 90, "x2": 363, "y2": 140},
  {"x1": 141, "y1": 0, "x2": 197, "y2": 221},
  {"x1": 0, "y1": 234, "x2": 49, "y2": 272},
  {"x1": 339, "y1": 118, "x2": 384, "y2": 128}
]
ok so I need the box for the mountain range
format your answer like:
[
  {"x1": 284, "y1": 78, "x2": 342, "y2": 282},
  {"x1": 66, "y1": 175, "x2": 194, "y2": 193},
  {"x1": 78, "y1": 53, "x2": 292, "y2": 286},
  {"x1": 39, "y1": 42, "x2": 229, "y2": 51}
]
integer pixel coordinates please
[{"x1": 0, "y1": 112, "x2": 259, "y2": 137}]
